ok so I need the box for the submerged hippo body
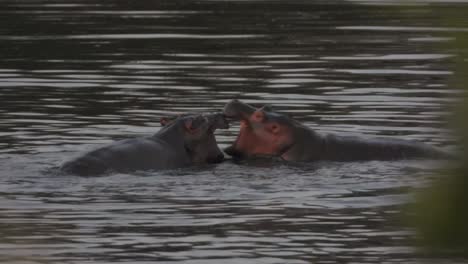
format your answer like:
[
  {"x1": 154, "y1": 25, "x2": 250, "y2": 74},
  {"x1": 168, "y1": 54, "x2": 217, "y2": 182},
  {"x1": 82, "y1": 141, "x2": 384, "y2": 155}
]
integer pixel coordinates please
[
  {"x1": 224, "y1": 100, "x2": 449, "y2": 161},
  {"x1": 61, "y1": 113, "x2": 227, "y2": 176}
]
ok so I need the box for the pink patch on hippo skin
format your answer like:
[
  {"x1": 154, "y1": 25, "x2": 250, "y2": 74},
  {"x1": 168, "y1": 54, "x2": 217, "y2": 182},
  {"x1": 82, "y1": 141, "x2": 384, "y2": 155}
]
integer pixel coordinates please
[
  {"x1": 233, "y1": 120, "x2": 294, "y2": 157},
  {"x1": 240, "y1": 120, "x2": 249, "y2": 129},
  {"x1": 160, "y1": 117, "x2": 171, "y2": 126},
  {"x1": 251, "y1": 109, "x2": 265, "y2": 122},
  {"x1": 184, "y1": 119, "x2": 199, "y2": 134}
]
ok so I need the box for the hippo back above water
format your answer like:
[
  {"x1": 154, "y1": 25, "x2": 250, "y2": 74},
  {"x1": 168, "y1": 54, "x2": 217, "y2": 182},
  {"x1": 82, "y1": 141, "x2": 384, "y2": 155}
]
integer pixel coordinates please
[
  {"x1": 223, "y1": 99, "x2": 451, "y2": 162},
  {"x1": 61, "y1": 113, "x2": 228, "y2": 176}
]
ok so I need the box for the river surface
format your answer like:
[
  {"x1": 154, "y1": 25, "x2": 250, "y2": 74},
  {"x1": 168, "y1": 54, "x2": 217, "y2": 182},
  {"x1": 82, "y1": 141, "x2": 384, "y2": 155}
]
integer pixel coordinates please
[{"x1": 0, "y1": 0, "x2": 462, "y2": 263}]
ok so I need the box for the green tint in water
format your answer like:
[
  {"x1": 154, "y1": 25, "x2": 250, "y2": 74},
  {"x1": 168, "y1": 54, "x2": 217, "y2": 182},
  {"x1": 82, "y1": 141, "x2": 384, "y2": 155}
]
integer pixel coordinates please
[{"x1": 412, "y1": 4, "x2": 468, "y2": 257}]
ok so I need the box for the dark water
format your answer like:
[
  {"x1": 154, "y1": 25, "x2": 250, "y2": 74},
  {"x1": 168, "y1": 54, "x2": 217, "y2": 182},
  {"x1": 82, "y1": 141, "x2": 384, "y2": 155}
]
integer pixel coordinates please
[{"x1": 0, "y1": 0, "x2": 461, "y2": 263}]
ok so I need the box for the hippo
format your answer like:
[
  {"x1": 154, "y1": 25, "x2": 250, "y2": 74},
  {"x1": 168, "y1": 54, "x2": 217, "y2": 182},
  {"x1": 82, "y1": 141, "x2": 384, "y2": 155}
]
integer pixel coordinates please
[
  {"x1": 61, "y1": 113, "x2": 228, "y2": 176},
  {"x1": 223, "y1": 99, "x2": 450, "y2": 161}
]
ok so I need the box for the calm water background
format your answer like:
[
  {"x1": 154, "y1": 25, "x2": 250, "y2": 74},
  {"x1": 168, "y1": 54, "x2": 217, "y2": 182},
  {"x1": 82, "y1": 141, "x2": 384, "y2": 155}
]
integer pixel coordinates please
[{"x1": 0, "y1": 0, "x2": 463, "y2": 263}]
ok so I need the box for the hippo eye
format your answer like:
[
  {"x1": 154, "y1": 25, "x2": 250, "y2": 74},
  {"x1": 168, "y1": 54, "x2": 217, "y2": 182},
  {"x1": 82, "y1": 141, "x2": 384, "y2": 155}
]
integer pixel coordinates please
[{"x1": 253, "y1": 111, "x2": 265, "y2": 122}]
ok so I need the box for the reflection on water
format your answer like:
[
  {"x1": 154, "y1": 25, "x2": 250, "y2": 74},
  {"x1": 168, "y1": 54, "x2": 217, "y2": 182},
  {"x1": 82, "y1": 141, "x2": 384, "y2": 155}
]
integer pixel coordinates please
[{"x1": 0, "y1": 0, "x2": 461, "y2": 263}]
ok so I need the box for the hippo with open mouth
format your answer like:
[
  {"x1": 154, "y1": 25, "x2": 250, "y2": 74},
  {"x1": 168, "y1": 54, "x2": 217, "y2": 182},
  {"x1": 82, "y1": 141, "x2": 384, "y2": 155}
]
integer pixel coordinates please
[
  {"x1": 61, "y1": 113, "x2": 228, "y2": 176},
  {"x1": 223, "y1": 99, "x2": 450, "y2": 161}
]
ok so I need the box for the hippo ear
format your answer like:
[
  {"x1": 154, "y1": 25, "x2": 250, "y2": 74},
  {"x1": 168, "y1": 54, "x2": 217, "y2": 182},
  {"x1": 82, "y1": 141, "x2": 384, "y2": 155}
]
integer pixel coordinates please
[
  {"x1": 261, "y1": 105, "x2": 273, "y2": 112},
  {"x1": 160, "y1": 117, "x2": 171, "y2": 126},
  {"x1": 161, "y1": 115, "x2": 182, "y2": 126}
]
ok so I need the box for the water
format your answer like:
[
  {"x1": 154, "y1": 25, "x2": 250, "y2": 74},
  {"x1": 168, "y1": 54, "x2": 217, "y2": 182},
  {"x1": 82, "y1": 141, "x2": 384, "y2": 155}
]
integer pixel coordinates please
[{"x1": 0, "y1": 0, "x2": 461, "y2": 263}]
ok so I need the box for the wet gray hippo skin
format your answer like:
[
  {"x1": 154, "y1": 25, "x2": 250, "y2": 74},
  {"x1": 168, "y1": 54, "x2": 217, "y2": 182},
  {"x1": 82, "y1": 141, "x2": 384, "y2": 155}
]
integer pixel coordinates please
[
  {"x1": 223, "y1": 99, "x2": 449, "y2": 161},
  {"x1": 61, "y1": 113, "x2": 228, "y2": 176}
]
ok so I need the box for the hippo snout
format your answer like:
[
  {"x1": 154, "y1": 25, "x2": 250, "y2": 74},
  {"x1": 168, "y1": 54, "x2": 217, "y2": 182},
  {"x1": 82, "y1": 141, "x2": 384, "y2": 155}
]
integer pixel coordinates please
[
  {"x1": 223, "y1": 99, "x2": 256, "y2": 120},
  {"x1": 208, "y1": 113, "x2": 229, "y2": 129}
]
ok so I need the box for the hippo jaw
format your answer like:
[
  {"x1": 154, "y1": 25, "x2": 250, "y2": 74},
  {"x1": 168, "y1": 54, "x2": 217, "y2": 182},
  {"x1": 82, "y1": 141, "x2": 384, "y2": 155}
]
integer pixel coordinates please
[
  {"x1": 202, "y1": 113, "x2": 229, "y2": 163},
  {"x1": 189, "y1": 113, "x2": 228, "y2": 164},
  {"x1": 159, "y1": 113, "x2": 228, "y2": 164},
  {"x1": 207, "y1": 113, "x2": 229, "y2": 132},
  {"x1": 223, "y1": 100, "x2": 295, "y2": 159},
  {"x1": 223, "y1": 120, "x2": 254, "y2": 158},
  {"x1": 223, "y1": 100, "x2": 256, "y2": 158}
]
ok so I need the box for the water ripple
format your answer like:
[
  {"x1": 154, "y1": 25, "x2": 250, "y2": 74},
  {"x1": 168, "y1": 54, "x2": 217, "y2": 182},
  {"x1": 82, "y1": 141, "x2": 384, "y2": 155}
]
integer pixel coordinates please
[{"x1": 0, "y1": 0, "x2": 458, "y2": 263}]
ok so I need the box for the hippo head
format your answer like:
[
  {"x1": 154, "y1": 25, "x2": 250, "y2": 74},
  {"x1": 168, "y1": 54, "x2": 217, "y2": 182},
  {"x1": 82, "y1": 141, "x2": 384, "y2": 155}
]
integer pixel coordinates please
[
  {"x1": 223, "y1": 99, "x2": 295, "y2": 159},
  {"x1": 160, "y1": 113, "x2": 228, "y2": 164}
]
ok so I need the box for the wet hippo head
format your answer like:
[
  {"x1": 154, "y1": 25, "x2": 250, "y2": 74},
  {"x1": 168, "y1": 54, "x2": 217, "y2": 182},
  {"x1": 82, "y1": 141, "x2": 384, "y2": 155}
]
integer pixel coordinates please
[
  {"x1": 223, "y1": 99, "x2": 295, "y2": 159},
  {"x1": 160, "y1": 113, "x2": 228, "y2": 164}
]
